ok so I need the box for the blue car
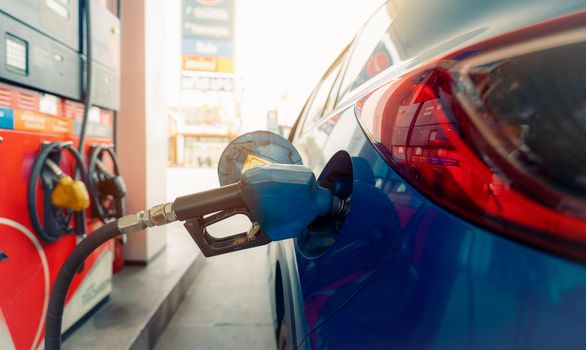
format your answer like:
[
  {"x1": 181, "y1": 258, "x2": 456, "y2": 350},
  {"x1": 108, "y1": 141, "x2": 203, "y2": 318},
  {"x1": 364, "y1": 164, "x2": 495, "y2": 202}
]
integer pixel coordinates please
[{"x1": 268, "y1": 0, "x2": 586, "y2": 349}]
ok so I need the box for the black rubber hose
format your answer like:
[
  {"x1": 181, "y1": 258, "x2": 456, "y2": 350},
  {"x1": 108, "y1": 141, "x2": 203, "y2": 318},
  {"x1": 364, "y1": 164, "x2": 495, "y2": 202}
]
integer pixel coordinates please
[
  {"x1": 45, "y1": 220, "x2": 121, "y2": 350},
  {"x1": 28, "y1": 143, "x2": 89, "y2": 242},
  {"x1": 28, "y1": 142, "x2": 62, "y2": 242},
  {"x1": 88, "y1": 144, "x2": 124, "y2": 222},
  {"x1": 78, "y1": 0, "x2": 93, "y2": 153}
]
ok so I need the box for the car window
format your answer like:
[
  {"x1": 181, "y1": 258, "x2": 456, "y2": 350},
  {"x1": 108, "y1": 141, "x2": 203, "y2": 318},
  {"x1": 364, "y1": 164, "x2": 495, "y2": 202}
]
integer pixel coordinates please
[
  {"x1": 300, "y1": 62, "x2": 342, "y2": 133},
  {"x1": 338, "y1": 4, "x2": 396, "y2": 101},
  {"x1": 324, "y1": 62, "x2": 344, "y2": 114}
]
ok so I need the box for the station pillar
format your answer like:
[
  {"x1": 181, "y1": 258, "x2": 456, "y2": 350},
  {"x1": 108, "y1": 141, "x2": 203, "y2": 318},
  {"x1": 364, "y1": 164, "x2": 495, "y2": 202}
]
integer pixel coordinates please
[{"x1": 117, "y1": 0, "x2": 168, "y2": 263}]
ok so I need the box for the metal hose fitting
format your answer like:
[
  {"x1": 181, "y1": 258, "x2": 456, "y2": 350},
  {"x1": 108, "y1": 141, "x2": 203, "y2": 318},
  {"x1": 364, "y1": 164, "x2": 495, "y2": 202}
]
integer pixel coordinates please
[{"x1": 117, "y1": 202, "x2": 177, "y2": 234}]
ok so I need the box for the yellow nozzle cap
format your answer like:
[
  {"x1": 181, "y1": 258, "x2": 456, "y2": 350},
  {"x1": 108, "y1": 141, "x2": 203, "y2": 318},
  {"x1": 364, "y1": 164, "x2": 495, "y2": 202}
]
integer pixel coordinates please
[{"x1": 51, "y1": 176, "x2": 90, "y2": 211}]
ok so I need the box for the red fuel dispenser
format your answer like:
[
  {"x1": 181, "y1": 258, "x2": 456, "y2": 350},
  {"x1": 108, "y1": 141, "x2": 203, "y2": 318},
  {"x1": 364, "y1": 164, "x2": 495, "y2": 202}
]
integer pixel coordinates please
[
  {"x1": 0, "y1": 0, "x2": 120, "y2": 349},
  {"x1": 0, "y1": 0, "x2": 122, "y2": 347},
  {"x1": 0, "y1": 84, "x2": 118, "y2": 349}
]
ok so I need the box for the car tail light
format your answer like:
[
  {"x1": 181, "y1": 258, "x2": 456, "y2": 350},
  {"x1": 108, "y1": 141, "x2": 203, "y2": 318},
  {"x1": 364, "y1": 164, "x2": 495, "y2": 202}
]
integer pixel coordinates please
[{"x1": 355, "y1": 13, "x2": 586, "y2": 261}]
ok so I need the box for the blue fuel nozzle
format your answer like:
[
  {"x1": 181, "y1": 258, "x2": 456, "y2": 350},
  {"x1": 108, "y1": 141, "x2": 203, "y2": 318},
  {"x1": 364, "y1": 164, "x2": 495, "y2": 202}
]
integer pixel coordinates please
[
  {"x1": 239, "y1": 164, "x2": 338, "y2": 241},
  {"x1": 173, "y1": 163, "x2": 347, "y2": 257}
]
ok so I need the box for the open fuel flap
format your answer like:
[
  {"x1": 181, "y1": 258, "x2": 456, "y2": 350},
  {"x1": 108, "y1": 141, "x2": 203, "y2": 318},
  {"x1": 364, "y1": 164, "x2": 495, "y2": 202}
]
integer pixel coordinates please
[{"x1": 217, "y1": 130, "x2": 303, "y2": 186}]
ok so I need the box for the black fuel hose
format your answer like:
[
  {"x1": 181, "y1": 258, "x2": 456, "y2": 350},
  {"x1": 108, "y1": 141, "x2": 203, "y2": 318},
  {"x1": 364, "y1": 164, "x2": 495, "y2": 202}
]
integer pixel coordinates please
[
  {"x1": 45, "y1": 220, "x2": 121, "y2": 350},
  {"x1": 28, "y1": 142, "x2": 88, "y2": 242},
  {"x1": 88, "y1": 144, "x2": 126, "y2": 221},
  {"x1": 78, "y1": 0, "x2": 93, "y2": 153},
  {"x1": 44, "y1": 185, "x2": 243, "y2": 349},
  {"x1": 77, "y1": 0, "x2": 93, "y2": 153}
]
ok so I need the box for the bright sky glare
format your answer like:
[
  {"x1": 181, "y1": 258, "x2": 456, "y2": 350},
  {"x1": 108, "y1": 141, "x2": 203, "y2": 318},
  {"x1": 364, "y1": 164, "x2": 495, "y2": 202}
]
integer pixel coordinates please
[{"x1": 166, "y1": 0, "x2": 384, "y2": 131}]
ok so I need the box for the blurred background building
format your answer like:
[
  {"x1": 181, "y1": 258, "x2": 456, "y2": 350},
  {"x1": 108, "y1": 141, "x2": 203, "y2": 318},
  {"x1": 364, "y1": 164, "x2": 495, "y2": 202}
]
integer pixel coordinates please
[{"x1": 166, "y1": 0, "x2": 385, "y2": 168}]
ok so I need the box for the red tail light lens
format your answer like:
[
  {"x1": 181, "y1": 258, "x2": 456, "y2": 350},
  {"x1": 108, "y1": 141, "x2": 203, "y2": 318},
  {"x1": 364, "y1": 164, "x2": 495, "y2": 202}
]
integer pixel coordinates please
[{"x1": 356, "y1": 18, "x2": 586, "y2": 261}]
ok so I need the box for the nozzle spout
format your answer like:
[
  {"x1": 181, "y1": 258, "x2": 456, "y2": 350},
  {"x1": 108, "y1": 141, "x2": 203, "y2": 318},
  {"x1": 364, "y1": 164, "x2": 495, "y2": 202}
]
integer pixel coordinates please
[{"x1": 172, "y1": 183, "x2": 244, "y2": 221}]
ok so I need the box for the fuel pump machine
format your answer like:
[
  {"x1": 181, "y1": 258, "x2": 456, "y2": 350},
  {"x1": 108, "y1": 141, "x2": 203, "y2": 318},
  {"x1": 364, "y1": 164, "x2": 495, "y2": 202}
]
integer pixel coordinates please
[{"x1": 0, "y1": 1, "x2": 122, "y2": 348}]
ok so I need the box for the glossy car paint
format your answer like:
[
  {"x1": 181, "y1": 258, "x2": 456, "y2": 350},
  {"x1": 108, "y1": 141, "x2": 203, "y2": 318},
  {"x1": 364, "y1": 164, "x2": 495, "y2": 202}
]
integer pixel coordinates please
[{"x1": 269, "y1": 0, "x2": 586, "y2": 349}]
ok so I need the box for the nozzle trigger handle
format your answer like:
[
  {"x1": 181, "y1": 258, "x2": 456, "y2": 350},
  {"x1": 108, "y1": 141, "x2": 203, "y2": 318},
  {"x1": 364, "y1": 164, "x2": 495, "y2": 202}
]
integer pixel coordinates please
[{"x1": 183, "y1": 207, "x2": 271, "y2": 257}]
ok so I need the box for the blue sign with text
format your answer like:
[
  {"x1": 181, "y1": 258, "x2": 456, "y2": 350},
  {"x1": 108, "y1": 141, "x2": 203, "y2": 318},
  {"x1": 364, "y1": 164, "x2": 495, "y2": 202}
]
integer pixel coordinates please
[
  {"x1": 0, "y1": 107, "x2": 14, "y2": 129},
  {"x1": 182, "y1": 38, "x2": 234, "y2": 57},
  {"x1": 183, "y1": 0, "x2": 235, "y2": 43}
]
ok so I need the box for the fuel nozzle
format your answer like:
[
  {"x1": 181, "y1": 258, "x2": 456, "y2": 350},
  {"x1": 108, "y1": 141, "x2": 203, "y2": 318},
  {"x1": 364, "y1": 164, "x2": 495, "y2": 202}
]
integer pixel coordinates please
[
  {"x1": 117, "y1": 164, "x2": 347, "y2": 256},
  {"x1": 236, "y1": 164, "x2": 347, "y2": 241}
]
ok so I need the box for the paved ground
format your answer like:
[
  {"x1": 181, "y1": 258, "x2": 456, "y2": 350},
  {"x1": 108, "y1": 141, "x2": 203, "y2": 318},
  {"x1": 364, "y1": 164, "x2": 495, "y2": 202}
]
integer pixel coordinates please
[
  {"x1": 154, "y1": 247, "x2": 275, "y2": 350},
  {"x1": 156, "y1": 168, "x2": 276, "y2": 350}
]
